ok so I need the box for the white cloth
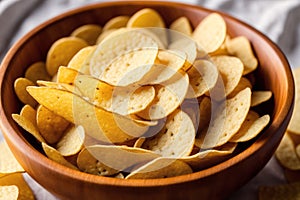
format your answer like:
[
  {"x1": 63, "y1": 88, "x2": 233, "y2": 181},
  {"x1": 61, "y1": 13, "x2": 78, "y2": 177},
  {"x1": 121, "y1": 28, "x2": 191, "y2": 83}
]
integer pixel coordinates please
[{"x1": 0, "y1": 0, "x2": 298, "y2": 199}]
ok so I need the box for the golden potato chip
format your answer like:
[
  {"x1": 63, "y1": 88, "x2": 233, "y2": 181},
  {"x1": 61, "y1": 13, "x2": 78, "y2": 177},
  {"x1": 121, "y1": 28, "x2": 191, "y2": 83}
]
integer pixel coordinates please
[
  {"x1": 12, "y1": 114, "x2": 45, "y2": 143},
  {"x1": 211, "y1": 55, "x2": 244, "y2": 97},
  {"x1": 227, "y1": 77, "x2": 252, "y2": 99},
  {"x1": 126, "y1": 157, "x2": 192, "y2": 179},
  {"x1": 288, "y1": 68, "x2": 300, "y2": 135},
  {"x1": 251, "y1": 91, "x2": 272, "y2": 107},
  {"x1": 36, "y1": 105, "x2": 70, "y2": 144},
  {"x1": 0, "y1": 141, "x2": 24, "y2": 173},
  {"x1": 96, "y1": 29, "x2": 117, "y2": 44},
  {"x1": 259, "y1": 182, "x2": 300, "y2": 200},
  {"x1": 56, "y1": 125, "x2": 85, "y2": 156},
  {"x1": 67, "y1": 46, "x2": 95, "y2": 73},
  {"x1": 20, "y1": 105, "x2": 36, "y2": 127},
  {"x1": 142, "y1": 109, "x2": 195, "y2": 158},
  {"x1": 42, "y1": 142, "x2": 78, "y2": 170},
  {"x1": 192, "y1": 13, "x2": 227, "y2": 53},
  {"x1": 169, "y1": 16, "x2": 192, "y2": 36},
  {"x1": 209, "y1": 35, "x2": 230, "y2": 56},
  {"x1": 36, "y1": 80, "x2": 75, "y2": 92},
  {"x1": 100, "y1": 48, "x2": 158, "y2": 86},
  {"x1": 0, "y1": 185, "x2": 19, "y2": 200},
  {"x1": 84, "y1": 145, "x2": 160, "y2": 172},
  {"x1": 229, "y1": 111, "x2": 270, "y2": 142},
  {"x1": 57, "y1": 66, "x2": 79, "y2": 84},
  {"x1": 275, "y1": 133, "x2": 300, "y2": 170},
  {"x1": 103, "y1": 16, "x2": 130, "y2": 31},
  {"x1": 186, "y1": 59, "x2": 219, "y2": 98},
  {"x1": 14, "y1": 78, "x2": 37, "y2": 108},
  {"x1": 198, "y1": 88, "x2": 251, "y2": 148},
  {"x1": 127, "y1": 8, "x2": 165, "y2": 28},
  {"x1": 46, "y1": 37, "x2": 88, "y2": 76},
  {"x1": 70, "y1": 24, "x2": 102, "y2": 45},
  {"x1": 24, "y1": 61, "x2": 51, "y2": 83},
  {"x1": 27, "y1": 87, "x2": 149, "y2": 143},
  {"x1": 226, "y1": 36, "x2": 258, "y2": 75},
  {"x1": 137, "y1": 71, "x2": 189, "y2": 120},
  {"x1": 0, "y1": 173, "x2": 34, "y2": 200}
]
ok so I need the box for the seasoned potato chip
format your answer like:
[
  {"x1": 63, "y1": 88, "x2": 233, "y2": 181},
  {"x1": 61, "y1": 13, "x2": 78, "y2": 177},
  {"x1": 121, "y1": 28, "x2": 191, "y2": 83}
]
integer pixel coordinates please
[
  {"x1": 169, "y1": 16, "x2": 192, "y2": 36},
  {"x1": 56, "y1": 125, "x2": 85, "y2": 156},
  {"x1": 0, "y1": 141, "x2": 24, "y2": 173},
  {"x1": 14, "y1": 78, "x2": 37, "y2": 108},
  {"x1": 46, "y1": 37, "x2": 88, "y2": 76},
  {"x1": 0, "y1": 185, "x2": 19, "y2": 200},
  {"x1": 67, "y1": 46, "x2": 95, "y2": 73},
  {"x1": 103, "y1": 16, "x2": 130, "y2": 31},
  {"x1": 192, "y1": 13, "x2": 226, "y2": 53},
  {"x1": 142, "y1": 109, "x2": 195, "y2": 158},
  {"x1": 229, "y1": 111, "x2": 270, "y2": 142},
  {"x1": 275, "y1": 133, "x2": 300, "y2": 170},
  {"x1": 259, "y1": 182, "x2": 300, "y2": 200},
  {"x1": 288, "y1": 68, "x2": 300, "y2": 134},
  {"x1": 36, "y1": 105, "x2": 70, "y2": 144},
  {"x1": 126, "y1": 157, "x2": 192, "y2": 179},
  {"x1": 226, "y1": 36, "x2": 258, "y2": 75},
  {"x1": 24, "y1": 61, "x2": 51, "y2": 83},
  {"x1": 20, "y1": 105, "x2": 36, "y2": 127},
  {"x1": 251, "y1": 91, "x2": 272, "y2": 107},
  {"x1": 227, "y1": 77, "x2": 252, "y2": 99},
  {"x1": 127, "y1": 8, "x2": 165, "y2": 28},
  {"x1": 71, "y1": 24, "x2": 102, "y2": 45}
]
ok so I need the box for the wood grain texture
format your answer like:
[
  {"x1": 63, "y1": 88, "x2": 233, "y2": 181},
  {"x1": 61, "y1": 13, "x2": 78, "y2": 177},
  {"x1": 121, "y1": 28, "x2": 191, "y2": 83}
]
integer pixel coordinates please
[{"x1": 0, "y1": 1, "x2": 295, "y2": 200}]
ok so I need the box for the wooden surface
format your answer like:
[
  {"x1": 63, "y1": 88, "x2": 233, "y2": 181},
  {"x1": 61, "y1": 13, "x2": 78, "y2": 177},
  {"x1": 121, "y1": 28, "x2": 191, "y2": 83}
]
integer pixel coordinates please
[{"x1": 0, "y1": 1, "x2": 295, "y2": 199}]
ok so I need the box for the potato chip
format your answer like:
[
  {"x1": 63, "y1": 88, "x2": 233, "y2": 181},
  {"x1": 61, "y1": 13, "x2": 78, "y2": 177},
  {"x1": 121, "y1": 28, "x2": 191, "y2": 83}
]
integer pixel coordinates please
[
  {"x1": 275, "y1": 133, "x2": 300, "y2": 170},
  {"x1": 36, "y1": 105, "x2": 70, "y2": 144},
  {"x1": 211, "y1": 55, "x2": 244, "y2": 97},
  {"x1": 42, "y1": 142, "x2": 78, "y2": 170},
  {"x1": 127, "y1": 8, "x2": 165, "y2": 28},
  {"x1": 137, "y1": 71, "x2": 189, "y2": 120},
  {"x1": 259, "y1": 182, "x2": 300, "y2": 200},
  {"x1": 57, "y1": 66, "x2": 79, "y2": 84},
  {"x1": 27, "y1": 87, "x2": 149, "y2": 143},
  {"x1": 36, "y1": 80, "x2": 75, "y2": 92},
  {"x1": 103, "y1": 16, "x2": 130, "y2": 31},
  {"x1": 0, "y1": 173, "x2": 34, "y2": 200},
  {"x1": 198, "y1": 97, "x2": 212, "y2": 132},
  {"x1": 0, "y1": 141, "x2": 24, "y2": 173},
  {"x1": 20, "y1": 105, "x2": 36, "y2": 127},
  {"x1": 46, "y1": 37, "x2": 88, "y2": 76},
  {"x1": 56, "y1": 125, "x2": 85, "y2": 156},
  {"x1": 169, "y1": 16, "x2": 192, "y2": 36},
  {"x1": 229, "y1": 111, "x2": 270, "y2": 142},
  {"x1": 100, "y1": 48, "x2": 158, "y2": 86},
  {"x1": 251, "y1": 91, "x2": 272, "y2": 107},
  {"x1": 192, "y1": 13, "x2": 227, "y2": 53},
  {"x1": 133, "y1": 137, "x2": 146, "y2": 148},
  {"x1": 181, "y1": 100, "x2": 200, "y2": 131},
  {"x1": 71, "y1": 24, "x2": 102, "y2": 45},
  {"x1": 227, "y1": 77, "x2": 252, "y2": 99},
  {"x1": 96, "y1": 29, "x2": 117, "y2": 44},
  {"x1": 24, "y1": 61, "x2": 51, "y2": 83},
  {"x1": 186, "y1": 59, "x2": 219, "y2": 98},
  {"x1": 226, "y1": 36, "x2": 258, "y2": 75},
  {"x1": 288, "y1": 68, "x2": 300, "y2": 135},
  {"x1": 12, "y1": 114, "x2": 45, "y2": 143},
  {"x1": 67, "y1": 46, "x2": 95, "y2": 73},
  {"x1": 197, "y1": 88, "x2": 251, "y2": 148},
  {"x1": 142, "y1": 109, "x2": 195, "y2": 158},
  {"x1": 126, "y1": 157, "x2": 192, "y2": 179},
  {"x1": 14, "y1": 78, "x2": 37, "y2": 108},
  {"x1": 84, "y1": 145, "x2": 160, "y2": 172},
  {"x1": 0, "y1": 185, "x2": 18, "y2": 200},
  {"x1": 209, "y1": 35, "x2": 230, "y2": 56}
]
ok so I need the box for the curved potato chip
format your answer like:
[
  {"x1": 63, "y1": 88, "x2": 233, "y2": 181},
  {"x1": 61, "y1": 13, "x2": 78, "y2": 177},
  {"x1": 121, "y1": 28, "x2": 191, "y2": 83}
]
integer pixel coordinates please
[
  {"x1": 186, "y1": 59, "x2": 219, "y2": 98},
  {"x1": 142, "y1": 109, "x2": 195, "y2": 158},
  {"x1": 127, "y1": 8, "x2": 165, "y2": 28},
  {"x1": 103, "y1": 16, "x2": 130, "y2": 31},
  {"x1": 138, "y1": 71, "x2": 189, "y2": 120},
  {"x1": 0, "y1": 141, "x2": 24, "y2": 173},
  {"x1": 251, "y1": 91, "x2": 272, "y2": 107},
  {"x1": 100, "y1": 48, "x2": 158, "y2": 86},
  {"x1": 36, "y1": 80, "x2": 75, "y2": 92},
  {"x1": 198, "y1": 88, "x2": 251, "y2": 148},
  {"x1": 56, "y1": 125, "x2": 85, "y2": 156},
  {"x1": 169, "y1": 16, "x2": 192, "y2": 36},
  {"x1": 288, "y1": 68, "x2": 300, "y2": 135},
  {"x1": 85, "y1": 145, "x2": 160, "y2": 172},
  {"x1": 211, "y1": 55, "x2": 244, "y2": 97},
  {"x1": 36, "y1": 105, "x2": 70, "y2": 144},
  {"x1": 67, "y1": 46, "x2": 96, "y2": 73},
  {"x1": 229, "y1": 111, "x2": 270, "y2": 142},
  {"x1": 0, "y1": 185, "x2": 19, "y2": 200},
  {"x1": 57, "y1": 66, "x2": 79, "y2": 85},
  {"x1": 14, "y1": 78, "x2": 37, "y2": 108},
  {"x1": 192, "y1": 13, "x2": 226, "y2": 53},
  {"x1": 227, "y1": 77, "x2": 252, "y2": 99},
  {"x1": 20, "y1": 104, "x2": 37, "y2": 127},
  {"x1": 71, "y1": 24, "x2": 102, "y2": 45},
  {"x1": 25, "y1": 61, "x2": 51, "y2": 83},
  {"x1": 126, "y1": 157, "x2": 192, "y2": 179},
  {"x1": 46, "y1": 37, "x2": 88, "y2": 76},
  {"x1": 226, "y1": 36, "x2": 258, "y2": 75}
]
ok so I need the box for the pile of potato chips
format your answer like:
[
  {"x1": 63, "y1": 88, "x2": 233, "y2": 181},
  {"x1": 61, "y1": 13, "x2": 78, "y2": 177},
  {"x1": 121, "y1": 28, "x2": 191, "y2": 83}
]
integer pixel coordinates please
[{"x1": 11, "y1": 8, "x2": 272, "y2": 180}]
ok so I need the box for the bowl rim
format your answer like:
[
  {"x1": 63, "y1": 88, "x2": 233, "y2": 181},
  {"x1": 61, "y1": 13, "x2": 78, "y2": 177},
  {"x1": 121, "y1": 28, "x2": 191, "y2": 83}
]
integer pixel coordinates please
[{"x1": 0, "y1": 0, "x2": 295, "y2": 187}]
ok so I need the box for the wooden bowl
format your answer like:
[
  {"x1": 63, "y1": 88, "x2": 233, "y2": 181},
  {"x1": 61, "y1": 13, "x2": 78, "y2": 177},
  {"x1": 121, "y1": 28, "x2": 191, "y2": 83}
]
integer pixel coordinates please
[{"x1": 0, "y1": 1, "x2": 294, "y2": 199}]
